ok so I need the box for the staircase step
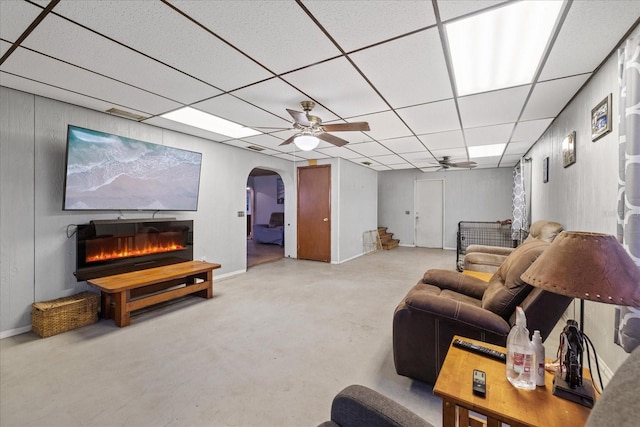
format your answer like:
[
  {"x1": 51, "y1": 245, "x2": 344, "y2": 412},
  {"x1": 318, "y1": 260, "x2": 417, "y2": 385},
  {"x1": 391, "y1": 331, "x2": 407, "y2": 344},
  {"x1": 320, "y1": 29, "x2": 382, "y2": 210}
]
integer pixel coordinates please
[
  {"x1": 382, "y1": 239, "x2": 400, "y2": 250},
  {"x1": 377, "y1": 226, "x2": 399, "y2": 250}
]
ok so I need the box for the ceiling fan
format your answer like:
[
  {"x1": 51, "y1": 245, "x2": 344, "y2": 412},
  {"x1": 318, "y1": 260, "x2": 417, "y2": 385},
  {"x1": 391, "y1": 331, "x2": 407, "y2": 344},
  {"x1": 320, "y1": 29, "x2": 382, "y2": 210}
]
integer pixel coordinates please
[
  {"x1": 424, "y1": 156, "x2": 478, "y2": 171},
  {"x1": 264, "y1": 101, "x2": 370, "y2": 150}
]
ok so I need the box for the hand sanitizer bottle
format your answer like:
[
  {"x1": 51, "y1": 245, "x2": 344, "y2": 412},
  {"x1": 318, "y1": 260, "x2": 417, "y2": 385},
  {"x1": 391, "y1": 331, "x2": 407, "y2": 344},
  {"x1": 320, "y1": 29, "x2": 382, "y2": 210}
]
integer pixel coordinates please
[
  {"x1": 506, "y1": 307, "x2": 536, "y2": 390},
  {"x1": 531, "y1": 330, "x2": 546, "y2": 386}
]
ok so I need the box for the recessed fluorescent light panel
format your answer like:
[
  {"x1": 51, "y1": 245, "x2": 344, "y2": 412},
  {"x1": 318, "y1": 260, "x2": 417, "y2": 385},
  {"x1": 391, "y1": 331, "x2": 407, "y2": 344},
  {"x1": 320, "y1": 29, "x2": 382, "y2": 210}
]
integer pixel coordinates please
[
  {"x1": 161, "y1": 107, "x2": 261, "y2": 139},
  {"x1": 468, "y1": 143, "x2": 506, "y2": 158},
  {"x1": 446, "y1": 1, "x2": 562, "y2": 96}
]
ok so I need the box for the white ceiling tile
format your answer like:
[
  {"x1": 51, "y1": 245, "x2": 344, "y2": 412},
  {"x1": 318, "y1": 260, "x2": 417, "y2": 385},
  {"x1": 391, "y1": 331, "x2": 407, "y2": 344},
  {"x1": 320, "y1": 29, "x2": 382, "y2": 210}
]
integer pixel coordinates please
[
  {"x1": 316, "y1": 146, "x2": 363, "y2": 159},
  {"x1": 388, "y1": 163, "x2": 417, "y2": 170},
  {"x1": 472, "y1": 155, "x2": 502, "y2": 165},
  {"x1": 353, "y1": 110, "x2": 412, "y2": 141},
  {"x1": 437, "y1": 0, "x2": 508, "y2": 22},
  {"x1": 304, "y1": 1, "x2": 435, "y2": 52},
  {"x1": 511, "y1": 118, "x2": 554, "y2": 143},
  {"x1": 0, "y1": 0, "x2": 42, "y2": 42},
  {"x1": 233, "y1": 79, "x2": 339, "y2": 123},
  {"x1": 2, "y1": 48, "x2": 181, "y2": 115},
  {"x1": 349, "y1": 141, "x2": 393, "y2": 157},
  {"x1": 458, "y1": 85, "x2": 530, "y2": 128},
  {"x1": 169, "y1": 0, "x2": 341, "y2": 74},
  {"x1": 521, "y1": 74, "x2": 590, "y2": 121},
  {"x1": 282, "y1": 57, "x2": 388, "y2": 118},
  {"x1": 371, "y1": 164, "x2": 392, "y2": 171},
  {"x1": 500, "y1": 154, "x2": 524, "y2": 167},
  {"x1": 351, "y1": 28, "x2": 452, "y2": 108},
  {"x1": 417, "y1": 129, "x2": 465, "y2": 151},
  {"x1": 193, "y1": 95, "x2": 290, "y2": 130},
  {"x1": 23, "y1": 13, "x2": 221, "y2": 105},
  {"x1": 371, "y1": 154, "x2": 407, "y2": 165},
  {"x1": 431, "y1": 147, "x2": 469, "y2": 160},
  {"x1": 465, "y1": 123, "x2": 514, "y2": 146},
  {"x1": 54, "y1": 0, "x2": 272, "y2": 91},
  {"x1": 401, "y1": 151, "x2": 438, "y2": 162},
  {"x1": 0, "y1": 71, "x2": 149, "y2": 119},
  {"x1": 540, "y1": 1, "x2": 640, "y2": 80},
  {"x1": 239, "y1": 133, "x2": 290, "y2": 151},
  {"x1": 380, "y1": 136, "x2": 426, "y2": 154},
  {"x1": 505, "y1": 141, "x2": 534, "y2": 156},
  {"x1": 0, "y1": 40, "x2": 9, "y2": 58},
  {"x1": 397, "y1": 99, "x2": 460, "y2": 135}
]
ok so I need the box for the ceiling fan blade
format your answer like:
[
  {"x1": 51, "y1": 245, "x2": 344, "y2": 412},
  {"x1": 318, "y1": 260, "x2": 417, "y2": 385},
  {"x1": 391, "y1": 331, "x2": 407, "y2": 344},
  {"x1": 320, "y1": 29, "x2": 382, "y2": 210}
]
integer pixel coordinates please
[
  {"x1": 451, "y1": 161, "x2": 477, "y2": 168},
  {"x1": 322, "y1": 122, "x2": 370, "y2": 132},
  {"x1": 279, "y1": 134, "x2": 298, "y2": 146},
  {"x1": 317, "y1": 132, "x2": 349, "y2": 147},
  {"x1": 286, "y1": 109, "x2": 311, "y2": 127},
  {"x1": 253, "y1": 126, "x2": 293, "y2": 130}
]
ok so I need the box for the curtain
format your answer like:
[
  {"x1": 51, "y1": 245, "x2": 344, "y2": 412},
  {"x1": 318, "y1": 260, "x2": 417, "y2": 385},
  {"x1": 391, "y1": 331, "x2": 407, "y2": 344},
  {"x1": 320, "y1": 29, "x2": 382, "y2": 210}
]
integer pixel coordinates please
[
  {"x1": 512, "y1": 163, "x2": 527, "y2": 242},
  {"x1": 615, "y1": 32, "x2": 640, "y2": 353}
]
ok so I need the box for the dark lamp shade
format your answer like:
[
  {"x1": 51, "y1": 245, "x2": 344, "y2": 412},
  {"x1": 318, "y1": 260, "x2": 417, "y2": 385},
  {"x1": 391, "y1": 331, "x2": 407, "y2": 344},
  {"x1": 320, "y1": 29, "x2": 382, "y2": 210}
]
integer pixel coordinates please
[{"x1": 521, "y1": 231, "x2": 640, "y2": 306}]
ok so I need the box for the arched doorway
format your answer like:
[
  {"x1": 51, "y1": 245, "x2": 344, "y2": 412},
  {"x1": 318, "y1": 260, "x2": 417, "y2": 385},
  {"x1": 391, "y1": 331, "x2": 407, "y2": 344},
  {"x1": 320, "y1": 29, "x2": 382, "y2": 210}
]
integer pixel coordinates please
[{"x1": 246, "y1": 168, "x2": 285, "y2": 267}]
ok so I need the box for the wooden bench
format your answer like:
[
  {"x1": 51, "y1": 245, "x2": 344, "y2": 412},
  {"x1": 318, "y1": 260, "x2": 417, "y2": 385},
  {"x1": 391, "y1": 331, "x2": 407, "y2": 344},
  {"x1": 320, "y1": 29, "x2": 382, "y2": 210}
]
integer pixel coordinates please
[{"x1": 87, "y1": 260, "x2": 221, "y2": 327}]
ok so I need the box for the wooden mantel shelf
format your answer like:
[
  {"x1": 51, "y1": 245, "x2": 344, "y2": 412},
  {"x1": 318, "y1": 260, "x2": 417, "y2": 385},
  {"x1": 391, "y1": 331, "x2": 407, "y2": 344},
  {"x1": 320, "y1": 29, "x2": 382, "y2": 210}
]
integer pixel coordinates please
[{"x1": 87, "y1": 260, "x2": 221, "y2": 327}]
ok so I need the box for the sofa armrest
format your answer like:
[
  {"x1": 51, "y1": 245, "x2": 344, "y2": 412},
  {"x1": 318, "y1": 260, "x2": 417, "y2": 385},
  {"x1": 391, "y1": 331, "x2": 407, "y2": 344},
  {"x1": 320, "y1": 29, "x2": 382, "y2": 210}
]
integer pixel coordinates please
[
  {"x1": 320, "y1": 385, "x2": 433, "y2": 427},
  {"x1": 422, "y1": 269, "x2": 488, "y2": 300},
  {"x1": 403, "y1": 292, "x2": 511, "y2": 337},
  {"x1": 466, "y1": 244, "x2": 515, "y2": 256}
]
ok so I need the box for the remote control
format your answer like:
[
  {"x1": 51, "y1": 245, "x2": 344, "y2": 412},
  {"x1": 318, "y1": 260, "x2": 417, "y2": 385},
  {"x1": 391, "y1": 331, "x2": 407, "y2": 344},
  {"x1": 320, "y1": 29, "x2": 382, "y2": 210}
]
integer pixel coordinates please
[
  {"x1": 452, "y1": 339, "x2": 507, "y2": 363},
  {"x1": 473, "y1": 369, "x2": 486, "y2": 397}
]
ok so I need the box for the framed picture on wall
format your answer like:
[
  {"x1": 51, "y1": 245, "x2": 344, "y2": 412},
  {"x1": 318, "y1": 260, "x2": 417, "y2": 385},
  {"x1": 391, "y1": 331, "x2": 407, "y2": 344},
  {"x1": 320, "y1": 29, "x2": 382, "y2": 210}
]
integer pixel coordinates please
[
  {"x1": 591, "y1": 94, "x2": 612, "y2": 142},
  {"x1": 543, "y1": 157, "x2": 549, "y2": 183},
  {"x1": 562, "y1": 131, "x2": 576, "y2": 167}
]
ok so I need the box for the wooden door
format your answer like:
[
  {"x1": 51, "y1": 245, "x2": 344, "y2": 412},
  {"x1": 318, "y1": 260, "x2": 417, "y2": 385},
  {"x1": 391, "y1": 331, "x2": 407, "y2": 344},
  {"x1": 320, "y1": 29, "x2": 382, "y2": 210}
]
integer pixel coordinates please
[{"x1": 297, "y1": 165, "x2": 331, "y2": 262}]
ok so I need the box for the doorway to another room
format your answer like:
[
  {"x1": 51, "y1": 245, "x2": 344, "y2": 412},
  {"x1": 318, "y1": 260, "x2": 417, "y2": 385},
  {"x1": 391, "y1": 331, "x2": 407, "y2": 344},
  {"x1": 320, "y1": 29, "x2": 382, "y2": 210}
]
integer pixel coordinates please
[{"x1": 247, "y1": 168, "x2": 285, "y2": 268}]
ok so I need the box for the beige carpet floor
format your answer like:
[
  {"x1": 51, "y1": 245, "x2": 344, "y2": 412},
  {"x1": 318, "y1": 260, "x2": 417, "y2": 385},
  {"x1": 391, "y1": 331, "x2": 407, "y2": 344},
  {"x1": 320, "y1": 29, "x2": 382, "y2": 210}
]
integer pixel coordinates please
[{"x1": 1, "y1": 247, "x2": 457, "y2": 426}]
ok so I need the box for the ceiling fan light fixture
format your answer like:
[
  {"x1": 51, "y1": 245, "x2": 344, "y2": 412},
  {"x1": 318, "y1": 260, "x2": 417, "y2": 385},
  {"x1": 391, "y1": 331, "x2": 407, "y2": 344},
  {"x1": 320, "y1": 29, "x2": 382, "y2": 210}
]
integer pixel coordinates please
[{"x1": 294, "y1": 134, "x2": 320, "y2": 151}]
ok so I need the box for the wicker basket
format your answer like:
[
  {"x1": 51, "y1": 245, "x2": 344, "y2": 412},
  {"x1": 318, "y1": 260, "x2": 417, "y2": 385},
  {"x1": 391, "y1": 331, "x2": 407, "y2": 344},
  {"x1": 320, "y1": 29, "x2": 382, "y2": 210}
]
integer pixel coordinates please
[{"x1": 32, "y1": 291, "x2": 99, "y2": 338}]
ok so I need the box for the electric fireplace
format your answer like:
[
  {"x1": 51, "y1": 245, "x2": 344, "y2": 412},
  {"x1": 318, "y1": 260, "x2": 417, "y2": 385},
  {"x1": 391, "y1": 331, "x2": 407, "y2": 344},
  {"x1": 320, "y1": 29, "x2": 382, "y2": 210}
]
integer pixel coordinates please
[{"x1": 75, "y1": 219, "x2": 193, "y2": 281}]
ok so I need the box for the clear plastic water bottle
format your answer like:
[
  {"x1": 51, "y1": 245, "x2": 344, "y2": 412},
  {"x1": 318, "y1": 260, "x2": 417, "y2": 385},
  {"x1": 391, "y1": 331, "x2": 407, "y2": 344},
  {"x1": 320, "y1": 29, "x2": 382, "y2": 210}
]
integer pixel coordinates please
[{"x1": 506, "y1": 307, "x2": 536, "y2": 390}]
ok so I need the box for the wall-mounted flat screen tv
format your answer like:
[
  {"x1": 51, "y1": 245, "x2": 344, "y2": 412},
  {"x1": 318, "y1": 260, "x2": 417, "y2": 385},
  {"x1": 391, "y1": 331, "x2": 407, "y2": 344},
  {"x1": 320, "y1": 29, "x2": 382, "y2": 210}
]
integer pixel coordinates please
[{"x1": 63, "y1": 125, "x2": 202, "y2": 211}]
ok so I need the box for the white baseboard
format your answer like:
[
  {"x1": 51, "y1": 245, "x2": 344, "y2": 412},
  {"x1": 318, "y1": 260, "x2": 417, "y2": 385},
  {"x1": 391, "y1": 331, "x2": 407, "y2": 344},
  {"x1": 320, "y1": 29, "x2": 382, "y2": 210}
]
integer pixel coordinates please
[{"x1": 0, "y1": 325, "x2": 32, "y2": 339}]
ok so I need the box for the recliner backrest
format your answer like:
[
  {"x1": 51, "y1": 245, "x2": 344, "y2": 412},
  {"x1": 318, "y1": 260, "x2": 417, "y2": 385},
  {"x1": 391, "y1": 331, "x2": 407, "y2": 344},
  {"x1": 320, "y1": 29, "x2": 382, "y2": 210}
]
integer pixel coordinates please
[{"x1": 524, "y1": 220, "x2": 563, "y2": 243}]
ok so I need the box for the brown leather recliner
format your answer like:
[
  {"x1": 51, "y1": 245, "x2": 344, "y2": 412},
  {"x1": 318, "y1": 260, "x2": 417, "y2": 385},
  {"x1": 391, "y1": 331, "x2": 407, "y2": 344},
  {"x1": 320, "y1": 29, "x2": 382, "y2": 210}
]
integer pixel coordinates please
[
  {"x1": 393, "y1": 239, "x2": 572, "y2": 385},
  {"x1": 463, "y1": 220, "x2": 563, "y2": 273}
]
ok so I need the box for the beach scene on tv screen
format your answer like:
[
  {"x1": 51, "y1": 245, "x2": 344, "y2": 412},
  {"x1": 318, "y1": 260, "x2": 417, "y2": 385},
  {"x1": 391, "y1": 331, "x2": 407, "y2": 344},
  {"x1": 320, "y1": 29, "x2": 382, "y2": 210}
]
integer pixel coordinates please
[{"x1": 64, "y1": 127, "x2": 202, "y2": 211}]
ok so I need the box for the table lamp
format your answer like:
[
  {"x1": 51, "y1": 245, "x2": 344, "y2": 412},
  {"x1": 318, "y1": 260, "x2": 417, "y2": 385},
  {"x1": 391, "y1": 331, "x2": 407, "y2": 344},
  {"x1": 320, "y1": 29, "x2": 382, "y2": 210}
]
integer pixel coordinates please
[{"x1": 521, "y1": 231, "x2": 640, "y2": 407}]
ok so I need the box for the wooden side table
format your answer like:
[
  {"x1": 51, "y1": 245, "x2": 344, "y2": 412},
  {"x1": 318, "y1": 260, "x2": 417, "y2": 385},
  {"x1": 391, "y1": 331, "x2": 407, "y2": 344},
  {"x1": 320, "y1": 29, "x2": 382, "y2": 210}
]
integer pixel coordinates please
[{"x1": 433, "y1": 335, "x2": 594, "y2": 427}]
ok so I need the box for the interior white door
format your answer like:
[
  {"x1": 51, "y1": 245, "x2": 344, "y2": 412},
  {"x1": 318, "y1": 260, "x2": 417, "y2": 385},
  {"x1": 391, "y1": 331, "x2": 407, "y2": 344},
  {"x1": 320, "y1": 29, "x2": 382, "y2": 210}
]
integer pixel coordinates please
[{"x1": 415, "y1": 179, "x2": 443, "y2": 248}]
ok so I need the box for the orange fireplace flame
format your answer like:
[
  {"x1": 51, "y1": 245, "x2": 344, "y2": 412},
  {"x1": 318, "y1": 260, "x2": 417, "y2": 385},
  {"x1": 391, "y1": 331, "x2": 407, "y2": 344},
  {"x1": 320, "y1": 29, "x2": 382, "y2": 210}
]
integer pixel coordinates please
[{"x1": 85, "y1": 233, "x2": 185, "y2": 263}]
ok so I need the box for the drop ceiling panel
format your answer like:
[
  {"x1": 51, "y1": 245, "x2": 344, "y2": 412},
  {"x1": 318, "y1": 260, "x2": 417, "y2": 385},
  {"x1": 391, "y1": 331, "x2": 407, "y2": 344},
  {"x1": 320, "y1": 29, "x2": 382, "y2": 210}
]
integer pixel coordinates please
[
  {"x1": 465, "y1": 123, "x2": 514, "y2": 146},
  {"x1": 2, "y1": 48, "x2": 181, "y2": 115},
  {"x1": 304, "y1": 0, "x2": 435, "y2": 52},
  {"x1": 458, "y1": 86, "x2": 530, "y2": 128},
  {"x1": 349, "y1": 141, "x2": 393, "y2": 157},
  {"x1": 521, "y1": 74, "x2": 591, "y2": 121},
  {"x1": 437, "y1": 0, "x2": 508, "y2": 22},
  {"x1": 169, "y1": 0, "x2": 341, "y2": 74},
  {"x1": 539, "y1": 1, "x2": 640, "y2": 80},
  {"x1": 505, "y1": 141, "x2": 533, "y2": 155},
  {"x1": 380, "y1": 136, "x2": 426, "y2": 154},
  {"x1": 22, "y1": 13, "x2": 221, "y2": 105},
  {"x1": 53, "y1": 0, "x2": 272, "y2": 91},
  {"x1": 431, "y1": 147, "x2": 468, "y2": 160},
  {"x1": 0, "y1": 71, "x2": 148, "y2": 119},
  {"x1": 350, "y1": 28, "x2": 452, "y2": 108},
  {"x1": 317, "y1": 146, "x2": 363, "y2": 159},
  {"x1": 0, "y1": 0, "x2": 43, "y2": 42},
  {"x1": 193, "y1": 95, "x2": 290, "y2": 130},
  {"x1": 417, "y1": 129, "x2": 465, "y2": 151},
  {"x1": 371, "y1": 154, "x2": 407, "y2": 165},
  {"x1": 397, "y1": 100, "x2": 460, "y2": 135},
  {"x1": 281, "y1": 57, "x2": 388, "y2": 118},
  {"x1": 511, "y1": 118, "x2": 554, "y2": 143},
  {"x1": 354, "y1": 110, "x2": 413, "y2": 141},
  {"x1": 402, "y1": 151, "x2": 436, "y2": 162}
]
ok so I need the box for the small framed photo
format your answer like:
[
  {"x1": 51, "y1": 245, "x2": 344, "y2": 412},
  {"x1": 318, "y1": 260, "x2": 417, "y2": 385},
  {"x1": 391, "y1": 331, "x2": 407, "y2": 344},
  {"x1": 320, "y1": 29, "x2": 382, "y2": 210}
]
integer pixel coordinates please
[
  {"x1": 562, "y1": 131, "x2": 576, "y2": 168},
  {"x1": 276, "y1": 177, "x2": 284, "y2": 204},
  {"x1": 543, "y1": 157, "x2": 549, "y2": 183},
  {"x1": 591, "y1": 94, "x2": 612, "y2": 142}
]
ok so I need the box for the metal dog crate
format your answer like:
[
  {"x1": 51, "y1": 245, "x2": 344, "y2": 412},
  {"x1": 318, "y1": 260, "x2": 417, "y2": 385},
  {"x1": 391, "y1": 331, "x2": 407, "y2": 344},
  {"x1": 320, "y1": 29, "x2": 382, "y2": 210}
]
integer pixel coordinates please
[{"x1": 456, "y1": 221, "x2": 528, "y2": 271}]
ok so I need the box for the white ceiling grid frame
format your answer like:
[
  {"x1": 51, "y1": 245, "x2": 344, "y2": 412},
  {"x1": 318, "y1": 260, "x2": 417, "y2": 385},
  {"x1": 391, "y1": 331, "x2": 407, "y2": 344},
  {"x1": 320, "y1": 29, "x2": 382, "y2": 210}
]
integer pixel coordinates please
[
  {"x1": 349, "y1": 28, "x2": 453, "y2": 108},
  {"x1": 21, "y1": 12, "x2": 221, "y2": 105},
  {"x1": 302, "y1": 0, "x2": 436, "y2": 52},
  {"x1": 168, "y1": 0, "x2": 341, "y2": 74},
  {"x1": 53, "y1": 0, "x2": 272, "y2": 92}
]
